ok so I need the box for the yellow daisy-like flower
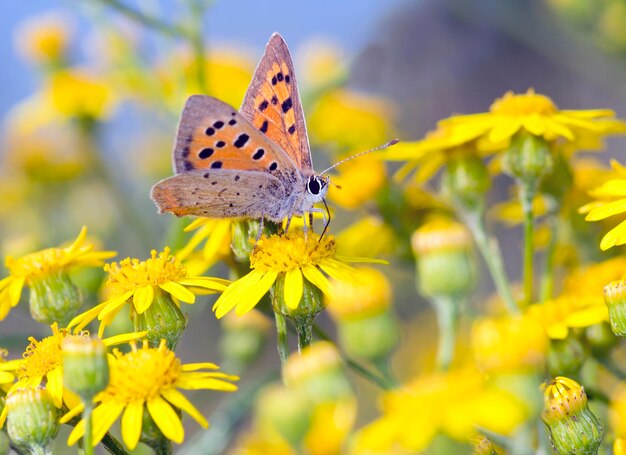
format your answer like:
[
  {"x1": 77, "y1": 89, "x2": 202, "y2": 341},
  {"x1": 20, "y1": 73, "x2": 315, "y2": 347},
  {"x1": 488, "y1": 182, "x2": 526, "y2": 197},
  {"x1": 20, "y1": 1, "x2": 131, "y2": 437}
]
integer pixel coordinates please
[
  {"x1": 69, "y1": 247, "x2": 229, "y2": 337},
  {"x1": 0, "y1": 226, "x2": 116, "y2": 321},
  {"x1": 387, "y1": 89, "x2": 626, "y2": 182},
  {"x1": 176, "y1": 218, "x2": 233, "y2": 271},
  {"x1": 0, "y1": 349, "x2": 14, "y2": 392},
  {"x1": 61, "y1": 339, "x2": 238, "y2": 450},
  {"x1": 212, "y1": 231, "x2": 385, "y2": 319},
  {"x1": 527, "y1": 256, "x2": 626, "y2": 338},
  {"x1": 0, "y1": 322, "x2": 143, "y2": 426},
  {"x1": 580, "y1": 160, "x2": 626, "y2": 250}
]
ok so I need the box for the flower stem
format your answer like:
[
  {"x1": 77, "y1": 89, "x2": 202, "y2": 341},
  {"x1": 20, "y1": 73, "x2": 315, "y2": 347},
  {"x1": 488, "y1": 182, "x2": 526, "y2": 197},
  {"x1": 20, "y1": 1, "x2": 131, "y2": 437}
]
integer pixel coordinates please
[
  {"x1": 274, "y1": 312, "x2": 289, "y2": 368},
  {"x1": 295, "y1": 318, "x2": 314, "y2": 353},
  {"x1": 520, "y1": 184, "x2": 536, "y2": 306},
  {"x1": 432, "y1": 296, "x2": 458, "y2": 370},
  {"x1": 154, "y1": 437, "x2": 173, "y2": 455},
  {"x1": 463, "y1": 210, "x2": 519, "y2": 314},
  {"x1": 83, "y1": 402, "x2": 94, "y2": 455},
  {"x1": 540, "y1": 207, "x2": 558, "y2": 302},
  {"x1": 94, "y1": 0, "x2": 189, "y2": 37}
]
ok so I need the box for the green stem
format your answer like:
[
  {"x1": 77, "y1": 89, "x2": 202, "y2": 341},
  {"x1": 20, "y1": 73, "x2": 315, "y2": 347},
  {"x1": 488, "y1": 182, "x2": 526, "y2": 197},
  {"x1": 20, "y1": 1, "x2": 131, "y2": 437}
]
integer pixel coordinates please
[
  {"x1": 540, "y1": 207, "x2": 559, "y2": 303},
  {"x1": 432, "y1": 296, "x2": 458, "y2": 371},
  {"x1": 186, "y1": 0, "x2": 209, "y2": 94},
  {"x1": 295, "y1": 318, "x2": 314, "y2": 353},
  {"x1": 154, "y1": 437, "x2": 173, "y2": 455},
  {"x1": 83, "y1": 402, "x2": 94, "y2": 455},
  {"x1": 464, "y1": 211, "x2": 519, "y2": 314},
  {"x1": 101, "y1": 432, "x2": 129, "y2": 455},
  {"x1": 94, "y1": 0, "x2": 189, "y2": 37},
  {"x1": 312, "y1": 325, "x2": 397, "y2": 390},
  {"x1": 274, "y1": 312, "x2": 289, "y2": 369},
  {"x1": 520, "y1": 184, "x2": 536, "y2": 306}
]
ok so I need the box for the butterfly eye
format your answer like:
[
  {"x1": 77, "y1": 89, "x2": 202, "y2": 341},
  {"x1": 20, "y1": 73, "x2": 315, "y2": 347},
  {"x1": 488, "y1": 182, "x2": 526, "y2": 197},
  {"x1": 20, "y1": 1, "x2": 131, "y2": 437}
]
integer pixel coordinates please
[{"x1": 307, "y1": 176, "x2": 324, "y2": 196}]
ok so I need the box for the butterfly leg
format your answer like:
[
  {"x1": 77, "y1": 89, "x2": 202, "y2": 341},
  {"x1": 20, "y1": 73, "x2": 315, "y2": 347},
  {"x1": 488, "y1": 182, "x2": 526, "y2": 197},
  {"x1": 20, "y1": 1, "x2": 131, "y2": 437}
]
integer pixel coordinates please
[
  {"x1": 256, "y1": 214, "x2": 265, "y2": 244},
  {"x1": 319, "y1": 198, "x2": 331, "y2": 240},
  {"x1": 284, "y1": 215, "x2": 292, "y2": 234}
]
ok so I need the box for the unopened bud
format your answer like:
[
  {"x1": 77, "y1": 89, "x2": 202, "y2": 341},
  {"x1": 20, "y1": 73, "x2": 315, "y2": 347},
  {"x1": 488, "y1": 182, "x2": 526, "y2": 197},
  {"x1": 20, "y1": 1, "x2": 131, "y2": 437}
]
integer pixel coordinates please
[
  {"x1": 5, "y1": 388, "x2": 59, "y2": 453},
  {"x1": 62, "y1": 335, "x2": 109, "y2": 401},
  {"x1": 604, "y1": 280, "x2": 626, "y2": 336}
]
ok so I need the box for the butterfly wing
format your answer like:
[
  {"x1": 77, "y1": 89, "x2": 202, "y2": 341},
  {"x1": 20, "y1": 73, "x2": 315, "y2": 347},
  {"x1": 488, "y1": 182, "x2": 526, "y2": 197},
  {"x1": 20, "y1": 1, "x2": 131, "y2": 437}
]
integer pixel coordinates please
[
  {"x1": 173, "y1": 95, "x2": 299, "y2": 179},
  {"x1": 240, "y1": 33, "x2": 313, "y2": 174},
  {"x1": 151, "y1": 169, "x2": 292, "y2": 220}
]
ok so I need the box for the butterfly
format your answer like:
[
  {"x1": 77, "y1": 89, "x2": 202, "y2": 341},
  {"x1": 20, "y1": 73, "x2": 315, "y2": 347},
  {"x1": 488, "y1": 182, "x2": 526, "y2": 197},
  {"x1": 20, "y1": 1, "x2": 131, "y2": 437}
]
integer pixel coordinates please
[{"x1": 151, "y1": 32, "x2": 332, "y2": 232}]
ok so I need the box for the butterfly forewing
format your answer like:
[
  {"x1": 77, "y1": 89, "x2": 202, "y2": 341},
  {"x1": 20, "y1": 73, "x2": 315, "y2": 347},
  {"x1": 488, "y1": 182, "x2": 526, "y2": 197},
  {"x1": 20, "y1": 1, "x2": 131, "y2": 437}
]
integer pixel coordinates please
[
  {"x1": 241, "y1": 33, "x2": 313, "y2": 173},
  {"x1": 151, "y1": 170, "x2": 291, "y2": 220},
  {"x1": 174, "y1": 95, "x2": 298, "y2": 178}
]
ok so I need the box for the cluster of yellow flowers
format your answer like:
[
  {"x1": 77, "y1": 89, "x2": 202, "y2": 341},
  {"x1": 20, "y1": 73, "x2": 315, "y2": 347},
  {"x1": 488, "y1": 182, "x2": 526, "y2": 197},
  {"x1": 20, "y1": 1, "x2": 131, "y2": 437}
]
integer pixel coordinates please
[{"x1": 5, "y1": 4, "x2": 626, "y2": 455}]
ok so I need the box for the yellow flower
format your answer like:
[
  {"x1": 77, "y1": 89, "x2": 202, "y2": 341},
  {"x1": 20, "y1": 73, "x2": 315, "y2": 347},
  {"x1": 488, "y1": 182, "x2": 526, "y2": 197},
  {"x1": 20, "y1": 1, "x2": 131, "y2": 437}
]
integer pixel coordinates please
[
  {"x1": 439, "y1": 88, "x2": 626, "y2": 150},
  {"x1": 308, "y1": 89, "x2": 395, "y2": 150},
  {"x1": 176, "y1": 218, "x2": 233, "y2": 269},
  {"x1": 388, "y1": 89, "x2": 626, "y2": 182},
  {"x1": 335, "y1": 216, "x2": 397, "y2": 258},
  {"x1": 580, "y1": 160, "x2": 626, "y2": 250},
  {"x1": 327, "y1": 155, "x2": 386, "y2": 210},
  {"x1": 528, "y1": 256, "x2": 626, "y2": 338},
  {"x1": 0, "y1": 226, "x2": 116, "y2": 321},
  {"x1": 0, "y1": 323, "x2": 143, "y2": 425},
  {"x1": 47, "y1": 68, "x2": 116, "y2": 119},
  {"x1": 0, "y1": 349, "x2": 15, "y2": 392},
  {"x1": 69, "y1": 247, "x2": 228, "y2": 337},
  {"x1": 212, "y1": 231, "x2": 385, "y2": 318},
  {"x1": 61, "y1": 339, "x2": 238, "y2": 450},
  {"x1": 354, "y1": 368, "x2": 527, "y2": 452},
  {"x1": 14, "y1": 12, "x2": 72, "y2": 64}
]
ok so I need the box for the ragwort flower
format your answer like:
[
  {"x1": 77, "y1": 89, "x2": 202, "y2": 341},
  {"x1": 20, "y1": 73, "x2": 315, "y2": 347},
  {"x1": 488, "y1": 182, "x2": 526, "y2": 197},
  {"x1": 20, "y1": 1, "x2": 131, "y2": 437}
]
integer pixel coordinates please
[
  {"x1": 212, "y1": 231, "x2": 385, "y2": 319},
  {"x1": 69, "y1": 247, "x2": 228, "y2": 339},
  {"x1": 0, "y1": 226, "x2": 116, "y2": 323},
  {"x1": 61, "y1": 339, "x2": 238, "y2": 450}
]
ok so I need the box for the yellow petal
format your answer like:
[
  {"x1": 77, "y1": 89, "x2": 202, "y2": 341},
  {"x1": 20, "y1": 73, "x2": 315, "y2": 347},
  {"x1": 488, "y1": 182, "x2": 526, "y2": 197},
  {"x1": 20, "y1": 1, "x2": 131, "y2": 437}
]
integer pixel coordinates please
[
  {"x1": 213, "y1": 271, "x2": 265, "y2": 319},
  {"x1": 133, "y1": 285, "x2": 155, "y2": 314},
  {"x1": 601, "y1": 218, "x2": 626, "y2": 250},
  {"x1": 147, "y1": 396, "x2": 184, "y2": 444},
  {"x1": 301, "y1": 265, "x2": 331, "y2": 296},
  {"x1": 284, "y1": 269, "x2": 303, "y2": 310},
  {"x1": 7, "y1": 276, "x2": 25, "y2": 308},
  {"x1": 585, "y1": 198, "x2": 626, "y2": 221},
  {"x1": 103, "y1": 331, "x2": 147, "y2": 346},
  {"x1": 181, "y1": 362, "x2": 219, "y2": 371},
  {"x1": 177, "y1": 376, "x2": 239, "y2": 392},
  {"x1": 47, "y1": 366, "x2": 64, "y2": 408},
  {"x1": 162, "y1": 388, "x2": 208, "y2": 428},
  {"x1": 234, "y1": 271, "x2": 278, "y2": 316},
  {"x1": 91, "y1": 402, "x2": 125, "y2": 447},
  {"x1": 178, "y1": 277, "x2": 230, "y2": 290},
  {"x1": 61, "y1": 402, "x2": 85, "y2": 424},
  {"x1": 97, "y1": 290, "x2": 135, "y2": 322},
  {"x1": 159, "y1": 281, "x2": 195, "y2": 303},
  {"x1": 521, "y1": 114, "x2": 546, "y2": 136},
  {"x1": 488, "y1": 119, "x2": 521, "y2": 144},
  {"x1": 121, "y1": 401, "x2": 144, "y2": 450},
  {"x1": 68, "y1": 299, "x2": 111, "y2": 331}
]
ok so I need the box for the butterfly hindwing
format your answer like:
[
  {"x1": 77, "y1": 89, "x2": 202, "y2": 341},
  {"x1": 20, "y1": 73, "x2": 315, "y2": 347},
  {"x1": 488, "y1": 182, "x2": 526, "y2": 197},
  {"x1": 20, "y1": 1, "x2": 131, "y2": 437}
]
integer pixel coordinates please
[
  {"x1": 151, "y1": 170, "x2": 290, "y2": 220},
  {"x1": 241, "y1": 33, "x2": 313, "y2": 174},
  {"x1": 174, "y1": 95, "x2": 298, "y2": 178}
]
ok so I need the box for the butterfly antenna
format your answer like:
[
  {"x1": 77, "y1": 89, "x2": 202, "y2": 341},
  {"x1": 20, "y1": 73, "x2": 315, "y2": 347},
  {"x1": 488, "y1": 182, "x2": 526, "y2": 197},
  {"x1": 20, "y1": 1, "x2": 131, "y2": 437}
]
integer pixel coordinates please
[
  {"x1": 319, "y1": 198, "x2": 331, "y2": 241},
  {"x1": 319, "y1": 139, "x2": 400, "y2": 175}
]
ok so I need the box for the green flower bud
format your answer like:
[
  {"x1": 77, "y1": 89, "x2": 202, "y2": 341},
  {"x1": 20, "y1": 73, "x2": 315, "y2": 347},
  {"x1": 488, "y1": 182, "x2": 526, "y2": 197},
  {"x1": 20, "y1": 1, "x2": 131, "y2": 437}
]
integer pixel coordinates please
[
  {"x1": 62, "y1": 336, "x2": 109, "y2": 401},
  {"x1": 285, "y1": 342, "x2": 352, "y2": 403},
  {"x1": 220, "y1": 310, "x2": 271, "y2": 372},
  {"x1": 337, "y1": 311, "x2": 399, "y2": 361},
  {"x1": 502, "y1": 132, "x2": 553, "y2": 185},
  {"x1": 604, "y1": 280, "x2": 626, "y2": 337},
  {"x1": 540, "y1": 150, "x2": 573, "y2": 203},
  {"x1": 5, "y1": 388, "x2": 59, "y2": 453},
  {"x1": 412, "y1": 216, "x2": 476, "y2": 298},
  {"x1": 442, "y1": 153, "x2": 491, "y2": 211},
  {"x1": 256, "y1": 384, "x2": 312, "y2": 448},
  {"x1": 585, "y1": 322, "x2": 619, "y2": 357},
  {"x1": 134, "y1": 290, "x2": 187, "y2": 349},
  {"x1": 29, "y1": 271, "x2": 82, "y2": 326},
  {"x1": 547, "y1": 336, "x2": 587, "y2": 377},
  {"x1": 542, "y1": 377, "x2": 603, "y2": 455},
  {"x1": 0, "y1": 430, "x2": 8, "y2": 455}
]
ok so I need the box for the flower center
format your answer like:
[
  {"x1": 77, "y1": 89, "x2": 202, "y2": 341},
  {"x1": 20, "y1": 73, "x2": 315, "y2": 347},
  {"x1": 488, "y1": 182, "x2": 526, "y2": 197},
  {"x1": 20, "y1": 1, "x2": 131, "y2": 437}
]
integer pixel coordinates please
[
  {"x1": 19, "y1": 324, "x2": 75, "y2": 380},
  {"x1": 101, "y1": 341, "x2": 181, "y2": 403},
  {"x1": 6, "y1": 248, "x2": 69, "y2": 281},
  {"x1": 490, "y1": 89, "x2": 557, "y2": 116},
  {"x1": 105, "y1": 247, "x2": 188, "y2": 296},
  {"x1": 250, "y1": 232, "x2": 337, "y2": 273}
]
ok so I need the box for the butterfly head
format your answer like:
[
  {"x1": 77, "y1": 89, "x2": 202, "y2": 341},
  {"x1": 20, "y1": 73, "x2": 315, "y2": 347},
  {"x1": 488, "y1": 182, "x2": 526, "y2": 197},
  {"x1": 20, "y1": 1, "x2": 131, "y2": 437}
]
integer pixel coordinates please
[{"x1": 305, "y1": 175, "x2": 329, "y2": 203}]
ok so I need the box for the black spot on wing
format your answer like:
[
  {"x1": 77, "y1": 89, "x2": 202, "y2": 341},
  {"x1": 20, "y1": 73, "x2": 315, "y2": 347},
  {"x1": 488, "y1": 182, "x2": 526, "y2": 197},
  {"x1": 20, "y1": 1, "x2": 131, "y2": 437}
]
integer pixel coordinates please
[
  {"x1": 271, "y1": 95, "x2": 278, "y2": 105},
  {"x1": 260, "y1": 120, "x2": 268, "y2": 133},
  {"x1": 216, "y1": 141, "x2": 225, "y2": 148},
  {"x1": 277, "y1": 72, "x2": 284, "y2": 82},
  {"x1": 288, "y1": 124, "x2": 296, "y2": 135},
  {"x1": 228, "y1": 119, "x2": 237, "y2": 125},
  {"x1": 259, "y1": 100, "x2": 268, "y2": 111},
  {"x1": 205, "y1": 127, "x2": 215, "y2": 136},
  {"x1": 213, "y1": 121, "x2": 224, "y2": 129},
  {"x1": 234, "y1": 134, "x2": 249, "y2": 148},
  {"x1": 253, "y1": 149, "x2": 265, "y2": 160},
  {"x1": 281, "y1": 98, "x2": 292, "y2": 113},
  {"x1": 285, "y1": 74, "x2": 290, "y2": 83},
  {"x1": 211, "y1": 161, "x2": 223, "y2": 169},
  {"x1": 269, "y1": 162, "x2": 278, "y2": 171},
  {"x1": 199, "y1": 148, "x2": 214, "y2": 159}
]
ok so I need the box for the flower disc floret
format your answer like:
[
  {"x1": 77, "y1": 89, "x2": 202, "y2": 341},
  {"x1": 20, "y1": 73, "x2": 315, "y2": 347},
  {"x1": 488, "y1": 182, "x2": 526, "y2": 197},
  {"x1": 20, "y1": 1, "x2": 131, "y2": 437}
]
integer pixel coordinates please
[{"x1": 250, "y1": 232, "x2": 337, "y2": 273}]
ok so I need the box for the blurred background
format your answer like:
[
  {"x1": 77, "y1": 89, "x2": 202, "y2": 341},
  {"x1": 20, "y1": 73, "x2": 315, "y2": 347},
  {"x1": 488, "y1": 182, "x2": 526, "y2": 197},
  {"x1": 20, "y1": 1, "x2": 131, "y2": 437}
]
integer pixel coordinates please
[{"x1": 3, "y1": 0, "x2": 626, "y2": 453}]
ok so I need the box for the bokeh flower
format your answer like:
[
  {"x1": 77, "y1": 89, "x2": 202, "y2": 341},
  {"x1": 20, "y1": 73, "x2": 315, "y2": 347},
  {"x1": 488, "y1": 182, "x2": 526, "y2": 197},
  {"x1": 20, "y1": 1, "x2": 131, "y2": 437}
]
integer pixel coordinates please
[
  {"x1": 14, "y1": 12, "x2": 72, "y2": 65},
  {"x1": 69, "y1": 247, "x2": 228, "y2": 338},
  {"x1": 61, "y1": 339, "x2": 238, "y2": 450},
  {"x1": 0, "y1": 226, "x2": 116, "y2": 323}
]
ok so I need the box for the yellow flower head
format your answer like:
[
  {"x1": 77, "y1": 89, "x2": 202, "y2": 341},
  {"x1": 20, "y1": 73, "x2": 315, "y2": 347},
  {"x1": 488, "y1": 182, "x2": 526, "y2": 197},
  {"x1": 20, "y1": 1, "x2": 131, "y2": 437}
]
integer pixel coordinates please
[
  {"x1": 176, "y1": 218, "x2": 233, "y2": 270},
  {"x1": 14, "y1": 12, "x2": 72, "y2": 64},
  {"x1": 580, "y1": 160, "x2": 626, "y2": 250},
  {"x1": 327, "y1": 155, "x2": 386, "y2": 210},
  {"x1": 472, "y1": 314, "x2": 548, "y2": 373},
  {"x1": 0, "y1": 323, "x2": 142, "y2": 426},
  {"x1": 388, "y1": 89, "x2": 626, "y2": 182},
  {"x1": 69, "y1": 247, "x2": 228, "y2": 337},
  {"x1": 47, "y1": 68, "x2": 116, "y2": 120},
  {"x1": 61, "y1": 339, "x2": 238, "y2": 450},
  {"x1": 325, "y1": 267, "x2": 391, "y2": 321},
  {"x1": 0, "y1": 227, "x2": 116, "y2": 321},
  {"x1": 541, "y1": 377, "x2": 590, "y2": 423},
  {"x1": 213, "y1": 231, "x2": 384, "y2": 318}
]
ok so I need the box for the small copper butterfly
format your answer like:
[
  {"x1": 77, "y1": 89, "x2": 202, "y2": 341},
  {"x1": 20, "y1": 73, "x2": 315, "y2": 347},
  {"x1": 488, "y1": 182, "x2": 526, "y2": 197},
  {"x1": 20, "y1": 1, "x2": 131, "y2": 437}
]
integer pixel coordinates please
[{"x1": 151, "y1": 33, "x2": 396, "y2": 230}]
